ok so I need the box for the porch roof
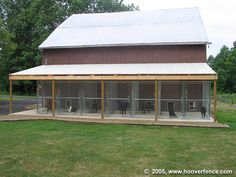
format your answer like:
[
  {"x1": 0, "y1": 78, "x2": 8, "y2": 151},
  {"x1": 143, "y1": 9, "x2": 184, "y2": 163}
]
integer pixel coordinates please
[
  {"x1": 9, "y1": 63, "x2": 217, "y2": 81},
  {"x1": 10, "y1": 63, "x2": 216, "y2": 75}
]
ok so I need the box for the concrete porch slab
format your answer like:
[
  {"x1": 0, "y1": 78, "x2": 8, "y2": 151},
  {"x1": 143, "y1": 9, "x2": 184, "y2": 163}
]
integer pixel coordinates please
[{"x1": 0, "y1": 110, "x2": 229, "y2": 128}]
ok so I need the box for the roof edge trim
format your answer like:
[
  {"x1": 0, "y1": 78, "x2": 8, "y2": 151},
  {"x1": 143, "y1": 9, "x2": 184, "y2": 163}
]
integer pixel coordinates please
[{"x1": 39, "y1": 41, "x2": 210, "y2": 49}]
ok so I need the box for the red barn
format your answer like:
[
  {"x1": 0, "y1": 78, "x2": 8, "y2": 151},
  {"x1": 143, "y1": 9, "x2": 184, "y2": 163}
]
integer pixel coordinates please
[{"x1": 10, "y1": 7, "x2": 217, "y2": 121}]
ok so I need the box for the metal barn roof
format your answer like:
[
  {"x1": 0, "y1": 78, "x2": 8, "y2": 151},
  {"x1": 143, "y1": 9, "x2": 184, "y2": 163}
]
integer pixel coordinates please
[
  {"x1": 11, "y1": 63, "x2": 215, "y2": 76},
  {"x1": 39, "y1": 7, "x2": 209, "y2": 49}
]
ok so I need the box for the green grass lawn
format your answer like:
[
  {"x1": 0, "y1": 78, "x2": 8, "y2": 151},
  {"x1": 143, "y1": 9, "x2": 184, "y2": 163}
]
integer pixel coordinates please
[
  {"x1": 0, "y1": 95, "x2": 36, "y2": 101},
  {"x1": 0, "y1": 109, "x2": 235, "y2": 176},
  {"x1": 218, "y1": 93, "x2": 236, "y2": 104}
]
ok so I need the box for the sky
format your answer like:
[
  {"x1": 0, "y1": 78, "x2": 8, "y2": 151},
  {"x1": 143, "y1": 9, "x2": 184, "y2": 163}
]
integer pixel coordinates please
[{"x1": 124, "y1": 0, "x2": 236, "y2": 56}]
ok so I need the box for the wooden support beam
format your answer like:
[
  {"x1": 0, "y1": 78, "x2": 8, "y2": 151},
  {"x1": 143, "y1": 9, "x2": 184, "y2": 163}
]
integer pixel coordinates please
[
  {"x1": 155, "y1": 80, "x2": 158, "y2": 121},
  {"x1": 213, "y1": 80, "x2": 217, "y2": 122},
  {"x1": 52, "y1": 80, "x2": 55, "y2": 116},
  {"x1": 9, "y1": 80, "x2": 13, "y2": 114},
  {"x1": 9, "y1": 74, "x2": 218, "y2": 81},
  {"x1": 101, "y1": 80, "x2": 105, "y2": 119}
]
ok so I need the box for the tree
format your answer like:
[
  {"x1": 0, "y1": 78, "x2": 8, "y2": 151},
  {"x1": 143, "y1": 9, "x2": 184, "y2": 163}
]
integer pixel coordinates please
[
  {"x1": 0, "y1": 0, "x2": 139, "y2": 94},
  {"x1": 208, "y1": 41, "x2": 236, "y2": 93},
  {"x1": 225, "y1": 43, "x2": 236, "y2": 92},
  {"x1": 207, "y1": 55, "x2": 214, "y2": 67},
  {"x1": 233, "y1": 41, "x2": 236, "y2": 48},
  {"x1": 0, "y1": 18, "x2": 17, "y2": 91}
]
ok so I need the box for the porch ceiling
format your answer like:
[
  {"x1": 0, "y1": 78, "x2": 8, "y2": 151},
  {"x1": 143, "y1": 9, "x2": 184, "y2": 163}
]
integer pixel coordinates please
[{"x1": 9, "y1": 63, "x2": 217, "y2": 81}]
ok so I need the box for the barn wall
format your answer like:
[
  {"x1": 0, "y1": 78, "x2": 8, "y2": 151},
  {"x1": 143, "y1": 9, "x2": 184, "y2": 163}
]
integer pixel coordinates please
[
  {"x1": 42, "y1": 45, "x2": 206, "y2": 64},
  {"x1": 160, "y1": 81, "x2": 203, "y2": 112}
]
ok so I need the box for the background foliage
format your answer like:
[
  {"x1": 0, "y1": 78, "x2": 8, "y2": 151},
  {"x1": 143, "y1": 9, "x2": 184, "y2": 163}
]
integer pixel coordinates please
[
  {"x1": 208, "y1": 42, "x2": 236, "y2": 93},
  {"x1": 0, "y1": 0, "x2": 138, "y2": 95}
]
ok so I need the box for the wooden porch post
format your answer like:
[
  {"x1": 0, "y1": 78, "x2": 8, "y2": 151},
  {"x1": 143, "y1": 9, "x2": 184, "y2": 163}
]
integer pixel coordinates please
[
  {"x1": 155, "y1": 80, "x2": 158, "y2": 121},
  {"x1": 101, "y1": 80, "x2": 104, "y2": 119},
  {"x1": 213, "y1": 80, "x2": 217, "y2": 122},
  {"x1": 9, "y1": 80, "x2": 13, "y2": 114},
  {"x1": 52, "y1": 80, "x2": 55, "y2": 116}
]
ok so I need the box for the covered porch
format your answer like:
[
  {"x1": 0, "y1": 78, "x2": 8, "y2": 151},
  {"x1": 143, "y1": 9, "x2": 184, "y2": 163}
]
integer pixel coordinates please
[{"x1": 9, "y1": 63, "x2": 218, "y2": 122}]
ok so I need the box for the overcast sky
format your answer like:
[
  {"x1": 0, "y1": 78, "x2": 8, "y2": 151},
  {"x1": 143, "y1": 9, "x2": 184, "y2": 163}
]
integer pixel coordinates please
[{"x1": 124, "y1": 0, "x2": 236, "y2": 56}]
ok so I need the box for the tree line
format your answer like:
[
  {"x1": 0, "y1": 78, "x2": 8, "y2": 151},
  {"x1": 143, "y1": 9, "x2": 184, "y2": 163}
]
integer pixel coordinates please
[
  {"x1": 208, "y1": 42, "x2": 236, "y2": 93},
  {"x1": 0, "y1": 0, "x2": 138, "y2": 95}
]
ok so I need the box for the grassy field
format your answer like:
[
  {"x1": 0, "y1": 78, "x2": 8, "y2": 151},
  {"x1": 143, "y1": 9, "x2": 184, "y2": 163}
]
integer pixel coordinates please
[
  {"x1": 0, "y1": 95, "x2": 36, "y2": 101},
  {"x1": 218, "y1": 93, "x2": 236, "y2": 104},
  {"x1": 0, "y1": 107, "x2": 235, "y2": 176}
]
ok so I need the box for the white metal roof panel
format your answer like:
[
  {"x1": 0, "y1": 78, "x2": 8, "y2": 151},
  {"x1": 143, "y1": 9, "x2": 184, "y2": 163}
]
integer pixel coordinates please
[
  {"x1": 11, "y1": 63, "x2": 216, "y2": 76},
  {"x1": 39, "y1": 7, "x2": 209, "y2": 49}
]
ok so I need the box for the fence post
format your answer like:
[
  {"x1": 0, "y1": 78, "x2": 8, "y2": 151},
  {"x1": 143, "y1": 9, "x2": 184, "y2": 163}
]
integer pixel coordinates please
[
  {"x1": 101, "y1": 80, "x2": 104, "y2": 119},
  {"x1": 213, "y1": 80, "x2": 217, "y2": 122},
  {"x1": 52, "y1": 80, "x2": 55, "y2": 116},
  {"x1": 155, "y1": 80, "x2": 158, "y2": 121},
  {"x1": 9, "y1": 80, "x2": 13, "y2": 114}
]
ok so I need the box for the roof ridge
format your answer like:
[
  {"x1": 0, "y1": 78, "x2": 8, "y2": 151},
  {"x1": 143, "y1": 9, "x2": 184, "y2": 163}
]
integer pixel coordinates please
[{"x1": 71, "y1": 7, "x2": 199, "y2": 16}]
